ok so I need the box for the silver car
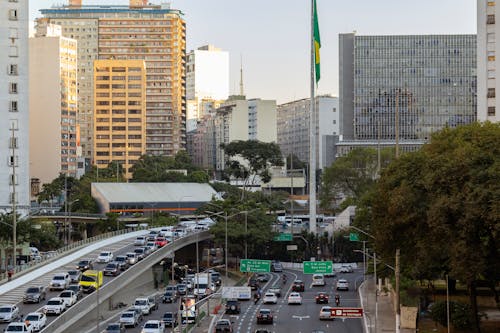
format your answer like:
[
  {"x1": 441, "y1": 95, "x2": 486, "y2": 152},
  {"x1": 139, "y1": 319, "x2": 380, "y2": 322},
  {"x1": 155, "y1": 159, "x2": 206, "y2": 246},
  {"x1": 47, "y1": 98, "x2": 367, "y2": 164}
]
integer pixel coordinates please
[
  {"x1": 120, "y1": 311, "x2": 140, "y2": 328},
  {"x1": 125, "y1": 252, "x2": 137, "y2": 265}
]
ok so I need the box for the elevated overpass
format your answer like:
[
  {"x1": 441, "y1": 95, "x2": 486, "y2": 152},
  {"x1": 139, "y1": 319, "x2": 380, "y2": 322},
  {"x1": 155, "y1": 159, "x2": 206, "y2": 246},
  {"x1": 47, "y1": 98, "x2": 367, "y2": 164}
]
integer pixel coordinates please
[{"x1": 30, "y1": 212, "x2": 148, "y2": 223}]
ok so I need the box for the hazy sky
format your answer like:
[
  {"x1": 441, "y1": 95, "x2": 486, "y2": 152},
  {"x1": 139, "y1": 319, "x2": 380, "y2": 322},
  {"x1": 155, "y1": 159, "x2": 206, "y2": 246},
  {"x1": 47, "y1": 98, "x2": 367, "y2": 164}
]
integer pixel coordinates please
[{"x1": 30, "y1": 0, "x2": 476, "y2": 104}]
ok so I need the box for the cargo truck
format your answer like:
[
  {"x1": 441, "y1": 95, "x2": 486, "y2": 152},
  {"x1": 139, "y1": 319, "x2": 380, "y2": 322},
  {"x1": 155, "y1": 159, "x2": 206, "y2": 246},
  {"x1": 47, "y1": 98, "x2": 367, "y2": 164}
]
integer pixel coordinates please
[{"x1": 79, "y1": 270, "x2": 103, "y2": 293}]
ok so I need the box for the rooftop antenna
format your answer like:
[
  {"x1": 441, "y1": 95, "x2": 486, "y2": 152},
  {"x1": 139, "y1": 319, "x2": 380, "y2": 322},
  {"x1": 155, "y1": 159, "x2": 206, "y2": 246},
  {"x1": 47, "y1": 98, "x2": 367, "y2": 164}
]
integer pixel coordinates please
[{"x1": 239, "y1": 54, "x2": 244, "y2": 96}]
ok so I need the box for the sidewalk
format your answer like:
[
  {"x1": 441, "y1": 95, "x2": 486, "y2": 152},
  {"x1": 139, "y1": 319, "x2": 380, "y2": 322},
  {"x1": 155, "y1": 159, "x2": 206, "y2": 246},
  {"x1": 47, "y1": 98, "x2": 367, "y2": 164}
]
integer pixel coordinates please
[{"x1": 359, "y1": 278, "x2": 414, "y2": 333}]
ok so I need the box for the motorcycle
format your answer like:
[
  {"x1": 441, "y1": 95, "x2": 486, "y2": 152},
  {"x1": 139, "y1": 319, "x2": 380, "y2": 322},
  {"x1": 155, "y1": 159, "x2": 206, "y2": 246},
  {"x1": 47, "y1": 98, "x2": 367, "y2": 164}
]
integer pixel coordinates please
[{"x1": 254, "y1": 293, "x2": 261, "y2": 304}]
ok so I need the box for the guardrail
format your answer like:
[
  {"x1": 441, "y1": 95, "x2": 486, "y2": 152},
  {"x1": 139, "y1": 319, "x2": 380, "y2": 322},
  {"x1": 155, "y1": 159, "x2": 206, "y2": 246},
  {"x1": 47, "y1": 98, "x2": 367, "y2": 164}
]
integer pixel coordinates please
[{"x1": 42, "y1": 230, "x2": 212, "y2": 333}]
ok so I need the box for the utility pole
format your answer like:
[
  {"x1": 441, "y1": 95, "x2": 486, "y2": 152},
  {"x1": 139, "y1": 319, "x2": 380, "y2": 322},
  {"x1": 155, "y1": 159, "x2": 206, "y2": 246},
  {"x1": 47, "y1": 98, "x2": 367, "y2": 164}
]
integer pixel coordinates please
[{"x1": 395, "y1": 248, "x2": 401, "y2": 333}]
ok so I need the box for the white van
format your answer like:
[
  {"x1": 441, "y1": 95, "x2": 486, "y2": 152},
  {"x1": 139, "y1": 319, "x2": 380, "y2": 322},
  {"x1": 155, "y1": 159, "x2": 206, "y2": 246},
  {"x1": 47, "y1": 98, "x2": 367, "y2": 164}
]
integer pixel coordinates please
[{"x1": 312, "y1": 274, "x2": 325, "y2": 286}]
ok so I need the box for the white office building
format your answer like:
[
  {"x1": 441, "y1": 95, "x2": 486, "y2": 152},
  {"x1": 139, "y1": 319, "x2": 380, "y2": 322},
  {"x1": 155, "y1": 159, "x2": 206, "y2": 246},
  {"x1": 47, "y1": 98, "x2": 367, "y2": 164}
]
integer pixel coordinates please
[
  {"x1": 478, "y1": 0, "x2": 500, "y2": 122},
  {"x1": 0, "y1": 1, "x2": 30, "y2": 215}
]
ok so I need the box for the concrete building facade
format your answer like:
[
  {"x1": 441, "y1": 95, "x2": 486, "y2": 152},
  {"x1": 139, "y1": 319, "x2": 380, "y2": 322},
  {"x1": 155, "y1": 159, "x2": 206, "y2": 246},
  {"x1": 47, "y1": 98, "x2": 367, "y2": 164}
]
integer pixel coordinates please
[
  {"x1": 1, "y1": 0, "x2": 30, "y2": 215},
  {"x1": 39, "y1": 1, "x2": 186, "y2": 163},
  {"x1": 30, "y1": 23, "x2": 78, "y2": 187},
  {"x1": 277, "y1": 96, "x2": 339, "y2": 170},
  {"x1": 339, "y1": 33, "x2": 477, "y2": 153},
  {"x1": 93, "y1": 59, "x2": 147, "y2": 180},
  {"x1": 478, "y1": 0, "x2": 500, "y2": 122}
]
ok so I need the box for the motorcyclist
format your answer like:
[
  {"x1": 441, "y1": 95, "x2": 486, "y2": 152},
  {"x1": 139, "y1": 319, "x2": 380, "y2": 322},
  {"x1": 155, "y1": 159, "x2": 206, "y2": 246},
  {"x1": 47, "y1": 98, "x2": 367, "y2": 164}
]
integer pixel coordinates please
[
  {"x1": 282, "y1": 274, "x2": 287, "y2": 284},
  {"x1": 335, "y1": 293, "x2": 340, "y2": 306},
  {"x1": 254, "y1": 292, "x2": 260, "y2": 304}
]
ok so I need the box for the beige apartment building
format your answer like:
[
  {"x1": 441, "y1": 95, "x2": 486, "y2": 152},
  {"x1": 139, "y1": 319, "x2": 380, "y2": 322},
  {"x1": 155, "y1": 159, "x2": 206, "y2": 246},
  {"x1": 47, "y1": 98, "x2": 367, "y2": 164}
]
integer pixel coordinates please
[
  {"x1": 39, "y1": 0, "x2": 186, "y2": 167},
  {"x1": 93, "y1": 59, "x2": 146, "y2": 180},
  {"x1": 29, "y1": 23, "x2": 78, "y2": 186}
]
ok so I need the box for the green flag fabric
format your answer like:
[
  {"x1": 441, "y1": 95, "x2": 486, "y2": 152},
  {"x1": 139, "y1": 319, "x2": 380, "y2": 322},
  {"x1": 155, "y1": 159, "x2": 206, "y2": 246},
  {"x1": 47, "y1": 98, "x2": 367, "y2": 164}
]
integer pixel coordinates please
[{"x1": 313, "y1": 0, "x2": 321, "y2": 84}]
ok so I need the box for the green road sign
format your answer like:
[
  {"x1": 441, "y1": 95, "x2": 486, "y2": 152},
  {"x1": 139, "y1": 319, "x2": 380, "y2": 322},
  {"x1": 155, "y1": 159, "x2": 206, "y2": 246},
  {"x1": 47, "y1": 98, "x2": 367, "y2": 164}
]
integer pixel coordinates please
[
  {"x1": 240, "y1": 259, "x2": 271, "y2": 273},
  {"x1": 303, "y1": 261, "x2": 333, "y2": 274},
  {"x1": 349, "y1": 232, "x2": 360, "y2": 241},
  {"x1": 274, "y1": 233, "x2": 293, "y2": 241}
]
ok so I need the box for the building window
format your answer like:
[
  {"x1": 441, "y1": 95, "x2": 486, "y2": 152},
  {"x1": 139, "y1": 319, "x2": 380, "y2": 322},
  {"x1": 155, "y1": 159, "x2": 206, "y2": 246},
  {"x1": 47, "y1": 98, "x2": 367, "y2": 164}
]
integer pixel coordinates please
[
  {"x1": 9, "y1": 83, "x2": 17, "y2": 94},
  {"x1": 9, "y1": 100, "x2": 18, "y2": 112},
  {"x1": 488, "y1": 70, "x2": 496, "y2": 79},
  {"x1": 488, "y1": 88, "x2": 496, "y2": 98},
  {"x1": 9, "y1": 174, "x2": 18, "y2": 185},
  {"x1": 488, "y1": 33, "x2": 496, "y2": 42},
  {"x1": 488, "y1": 0, "x2": 495, "y2": 6},
  {"x1": 9, "y1": 137, "x2": 18, "y2": 149},
  {"x1": 488, "y1": 51, "x2": 496, "y2": 61},
  {"x1": 8, "y1": 155, "x2": 18, "y2": 167},
  {"x1": 488, "y1": 106, "x2": 496, "y2": 116},
  {"x1": 8, "y1": 9, "x2": 18, "y2": 20},
  {"x1": 9, "y1": 28, "x2": 18, "y2": 39},
  {"x1": 487, "y1": 15, "x2": 496, "y2": 24},
  {"x1": 9, "y1": 46, "x2": 18, "y2": 57},
  {"x1": 8, "y1": 64, "x2": 18, "y2": 75}
]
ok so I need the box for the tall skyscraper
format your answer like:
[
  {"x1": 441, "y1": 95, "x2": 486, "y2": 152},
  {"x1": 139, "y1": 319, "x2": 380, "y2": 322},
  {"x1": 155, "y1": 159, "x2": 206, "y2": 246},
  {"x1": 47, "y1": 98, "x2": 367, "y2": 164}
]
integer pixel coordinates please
[
  {"x1": 478, "y1": 0, "x2": 500, "y2": 122},
  {"x1": 93, "y1": 59, "x2": 147, "y2": 180},
  {"x1": 30, "y1": 23, "x2": 78, "y2": 187},
  {"x1": 277, "y1": 96, "x2": 339, "y2": 170},
  {"x1": 1, "y1": 0, "x2": 30, "y2": 215},
  {"x1": 339, "y1": 33, "x2": 476, "y2": 154},
  {"x1": 186, "y1": 45, "x2": 229, "y2": 132},
  {"x1": 39, "y1": 1, "x2": 186, "y2": 163}
]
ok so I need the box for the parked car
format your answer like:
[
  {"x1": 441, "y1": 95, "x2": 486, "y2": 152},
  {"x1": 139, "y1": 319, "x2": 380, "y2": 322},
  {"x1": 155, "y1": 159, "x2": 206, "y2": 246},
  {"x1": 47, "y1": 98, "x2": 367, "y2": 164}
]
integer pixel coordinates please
[
  {"x1": 263, "y1": 292, "x2": 278, "y2": 304},
  {"x1": 287, "y1": 292, "x2": 303, "y2": 305},
  {"x1": 58, "y1": 290, "x2": 77, "y2": 308},
  {"x1": 103, "y1": 263, "x2": 120, "y2": 276},
  {"x1": 43, "y1": 298, "x2": 66, "y2": 315},
  {"x1": 119, "y1": 311, "x2": 140, "y2": 328},
  {"x1": 114, "y1": 256, "x2": 130, "y2": 271},
  {"x1": 0, "y1": 304, "x2": 20, "y2": 323},
  {"x1": 4, "y1": 322, "x2": 33, "y2": 333},
  {"x1": 292, "y1": 280, "x2": 305, "y2": 292},
  {"x1": 105, "y1": 322, "x2": 125, "y2": 333},
  {"x1": 67, "y1": 270, "x2": 81, "y2": 283},
  {"x1": 315, "y1": 292, "x2": 329, "y2": 304},
  {"x1": 336, "y1": 279, "x2": 349, "y2": 291},
  {"x1": 97, "y1": 251, "x2": 113, "y2": 263},
  {"x1": 141, "y1": 320, "x2": 165, "y2": 333},
  {"x1": 256, "y1": 309, "x2": 273, "y2": 324},
  {"x1": 66, "y1": 285, "x2": 83, "y2": 300},
  {"x1": 161, "y1": 311, "x2": 178, "y2": 327},
  {"x1": 49, "y1": 273, "x2": 71, "y2": 291},
  {"x1": 24, "y1": 312, "x2": 47, "y2": 332},
  {"x1": 319, "y1": 306, "x2": 333, "y2": 320},
  {"x1": 23, "y1": 286, "x2": 46, "y2": 304},
  {"x1": 268, "y1": 285, "x2": 281, "y2": 297},
  {"x1": 76, "y1": 259, "x2": 93, "y2": 271},
  {"x1": 125, "y1": 252, "x2": 137, "y2": 265},
  {"x1": 225, "y1": 299, "x2": 241, "y2": 314},
  {"x1": 215, "y1": 319, "x2": 233, "y2": 332}
]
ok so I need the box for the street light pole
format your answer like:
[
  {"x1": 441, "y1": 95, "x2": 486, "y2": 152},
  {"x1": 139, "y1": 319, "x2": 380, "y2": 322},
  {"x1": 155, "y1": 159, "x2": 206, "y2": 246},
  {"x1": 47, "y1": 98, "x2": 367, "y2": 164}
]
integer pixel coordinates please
[
  {"x1": 244, "y1": 211, "x2": 248, "y2": 260},
  {"x1": 224, "y1": 211, "x2": 228, "y2": 280}
]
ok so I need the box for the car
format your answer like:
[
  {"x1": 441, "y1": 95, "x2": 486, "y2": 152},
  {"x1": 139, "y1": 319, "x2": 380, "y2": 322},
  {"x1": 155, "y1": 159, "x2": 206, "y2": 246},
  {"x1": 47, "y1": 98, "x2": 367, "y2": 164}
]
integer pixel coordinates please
[
  {"x1": 146, "y1": 241, "x2": 158, "y2": 253},
  {"x1": 0, "y1": 304, "x2": 20, "y2": 323},
  {"x1": 114, "y1": 256, "x2": 130, "y2": 271},
  {"x1": 161, "y1": 311, "x2": 178, "y2": 327},
  {"x1": 155, "y1": 237, "x2": 168, "y2": 247},
  {"x1": 105, "y1": 322, "x2": 125, "y2": 333},
  {"x1": 66, "y1": 285, "x2": 83, "y2": 300},
  {"x1": 315, "y1": 292, "x2": 329, "y2": 304},
  {"x1": 256, "y1": 273, "x2": 269, "y2": 282},
  {"x1": 126, "y1": 307, "x2": 144, "y2": 322},
  {"x1": 142, "y1": 245, "x2": 152, "y2": 256},
  {"x1": 254, "y1": 330, "x2": 272, "y2": 333},
  {"x1": 270, "y1": 262, "x2": 283, "y2": 272},
  {"x1": 125, "y1": 252, "x2": 138, "y2": 265},
  {"x1": 141, "y1": 320, "x2": 165, "y2": 333},
  {"x1": 336, "y1": 279, "x2": 349, "y2": 291},
  {"x1": 134, "y1": 297, "x2": 154, "y2": 315},
  {"x1": 162, "y1": 291, "x2": 177, "y2": 303},
  {"x1": 23, "y1": 286, "x2": 46, "y2": 304},
  {"x1": 210, "y1": 271, "x2": 222, "y2": 286},
  {"x1": 339, "y1": 265, "x2": 353, "y2": 273},
  {"x1": 248, "y1": 277, "x2": 259, "y2": 290},
  {"x1": 49, "y1": 273, "x2": 71, "y2": 291},
  {"x1": 119, "y1": 311, "x2": 140, "y2": 328},
  {"x1": 225, "y1": 299, "x2": 241, "y2": 314},
  {"x1": 97, "y1": 251, "x2": 113, "y2": 263},
  {"x1": 324, "y1": 271, "x2": 336, "y2": 278},
  {"x1": 76, "y1": 259, "x2": 93, "y2": 271},
  {"x1": 287, "y1": 292, "x2": 303, "y2": 305},
  {"x1": 58, "y1": 290, "x2": 77, "y2": 308},
  {"x1": 134, "y1": 236, "x2": 147, "y2": 246},
  {"x1": 176, "y1": 284, "x2": 187, "y2": 295},
  {"x1": 147, "y1": 295, "x2": 159, "y2": 311},
  {"x1": 263, "y1": 292, "x2": 278, "y2": 304},
  {"x1": 67, "y1": 270, "x2": 81, "y2": 283},
  {"x1": 4, "y1": 322, "x2": 33, "y2": 333},
  {"x1": 134, "y1": 248, "x2": 146, "y2": 260},
  {"x1": 292, "y1": 280, "x2": 305, "y2": 292},
  {"x1": 24, "y1": 312, "x2": 47, "y2": 332},
  {"x1": 268, "y1": 285, "x2": 281, "y2": 297},
  {"x1": 319, "y1": 306, "x2": 333, "y2": 320},
  {"x1": 165, "y1": 285, "x2": 178, "y2": 296},
  {"x1": 256, "y1": 309, "x2": 273, "y2": 324},
  {"x1": 215, "y1": 319, "x2": 233, "y2": 332},
  {"x1": 43, "y1": 297, "x2": 66, "y2": 315},
  {"x1": 104, "y1": 263, "x2": 120, "y2": 276},
  {"x1": 312, "y1": 274, "x2": 325, "y2": 286}
]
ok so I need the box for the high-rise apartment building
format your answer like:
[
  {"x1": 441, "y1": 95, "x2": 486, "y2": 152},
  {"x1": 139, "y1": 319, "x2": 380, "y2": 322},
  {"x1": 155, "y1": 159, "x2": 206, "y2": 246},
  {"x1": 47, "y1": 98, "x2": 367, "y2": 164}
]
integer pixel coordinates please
[
  {"x1": 1, "y1": 0, "x2": 30, "y2": 215},
  {"x1": 186, "y1": 45, "x2": 229, "y2": 132},
  {"x1": 93, "y1": 60, "x2": 147, "y2": 180},
  {"x1": 339, "y1": 33, "x2": 476, "y2": 154},
  {"x1": 39, "y1": 1, "x2": 186, "y2": 163},
  {"x1": 478, "y1": 0, "x2": 500, "y2": 122},
  {"x1": 277, "y1": 96, "x2": 339, "y2": 170},
  {"x1": 30, "y1": 23, "x2": 78, "y2": 186}
]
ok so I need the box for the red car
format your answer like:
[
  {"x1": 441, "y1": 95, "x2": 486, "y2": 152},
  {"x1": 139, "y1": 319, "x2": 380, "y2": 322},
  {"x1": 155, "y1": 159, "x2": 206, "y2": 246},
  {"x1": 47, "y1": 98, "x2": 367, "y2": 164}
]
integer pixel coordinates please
[
  {"x1": 155, "y1": 237, "x2": 168, "y2": 247},
  {"x1": 292, "y1": 280, "x2": 305, "y2": 292},
  {"x1": 315, "y1": 292, "x2": 329, "y2": 304}
]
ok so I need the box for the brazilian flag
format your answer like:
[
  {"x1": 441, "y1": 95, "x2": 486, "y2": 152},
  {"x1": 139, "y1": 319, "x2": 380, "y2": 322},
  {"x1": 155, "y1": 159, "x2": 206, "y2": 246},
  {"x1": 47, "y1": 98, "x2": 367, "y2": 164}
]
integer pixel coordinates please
[{"x1": 313, "y1": 0, "x2": 321, "y2": 84}]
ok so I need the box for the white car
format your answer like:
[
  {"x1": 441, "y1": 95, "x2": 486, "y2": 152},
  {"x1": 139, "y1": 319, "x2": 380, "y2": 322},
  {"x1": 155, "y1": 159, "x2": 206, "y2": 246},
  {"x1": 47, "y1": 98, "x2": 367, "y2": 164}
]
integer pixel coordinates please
[
  {"x1": 134, "y1": 297, "x2": 153, "y2": 315},
  {"x1": 336, "y1": 279, "x2": 349, "y2": 291},
  {"x1": 0, "y1": 304, "x2": 20, "y2": 323},
  {"x1": 120, "y1": 311, "x2": 140, "y2": 328},
  {"x1": 4, "y1": 322, "x2": 33, "y2": 333},
  {"x1": 319, "y1": 306, "x2": 333, "y2": 320},
  {"x1": 287, "y1": 292, "x2": 303, "y2": 305},
  {"x1": 141, "y1": 320, "x2": 165, "y2": 333},
  {"x1": 312, "y1": 274, "x2": 325, "y2": 286},
  {"x1": 24, "y1": 312, "x2": 47, "y2": 331},
  {"x1": 97, "y1": 251, "x2": 113, "y2": 263},
  {"x1": 43, "y1": 298, "x2": 66, "y2": 315},
  {"x1": 134, "y1": 236, "x2": 147, "y2": 246},
  {"x1": 49, "y1": 273, "x2": 71, "y2": 291},
  {"x1": 58, "y1": 290, "x2": 77, "y2": 308},
  {"x1": 262, "y1": 292, "x2": 278, "y2": 304},
  {"x1": 339, "y1": 265, "x2": 353, "y2": 273}
]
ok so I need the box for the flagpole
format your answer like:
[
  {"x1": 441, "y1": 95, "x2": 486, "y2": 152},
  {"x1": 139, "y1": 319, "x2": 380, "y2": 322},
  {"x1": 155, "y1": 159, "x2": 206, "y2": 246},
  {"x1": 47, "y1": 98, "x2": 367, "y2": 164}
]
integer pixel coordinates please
[{"x1": 309, "y1": 0, "x2": 317, "y2": 234}]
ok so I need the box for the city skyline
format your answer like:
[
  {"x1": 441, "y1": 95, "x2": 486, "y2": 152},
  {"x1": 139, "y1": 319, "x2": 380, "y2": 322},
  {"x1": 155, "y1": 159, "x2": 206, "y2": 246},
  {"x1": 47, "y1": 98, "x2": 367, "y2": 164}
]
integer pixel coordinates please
[{"x1": 30, "y1": 0, "x2": 476, "y2": 104}]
